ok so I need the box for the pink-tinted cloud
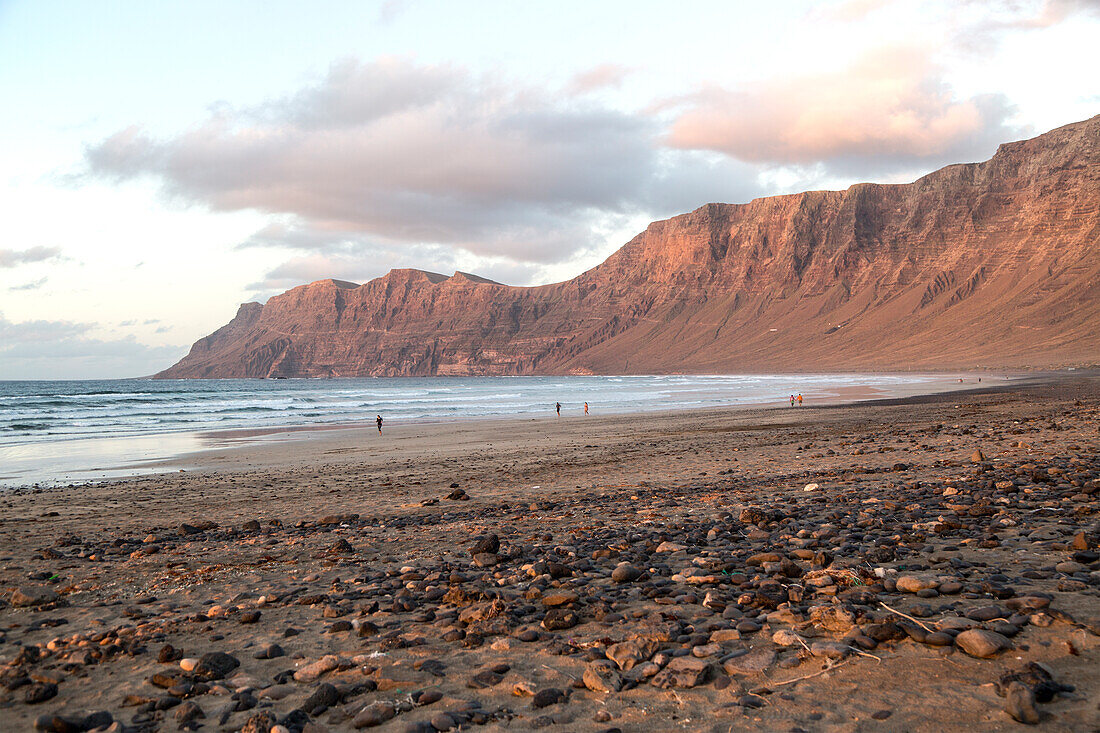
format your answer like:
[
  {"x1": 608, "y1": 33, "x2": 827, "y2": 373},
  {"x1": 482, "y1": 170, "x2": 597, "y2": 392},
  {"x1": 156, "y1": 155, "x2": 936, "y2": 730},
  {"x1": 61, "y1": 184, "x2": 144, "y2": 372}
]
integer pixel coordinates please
[
  {"x1": 85, "y1": 58, "x2": 761, "y2": 265},
  {"x1": 567, "y1": 64, "x2": 632, "y2": 95},
  {"x1": 666, "y1": 47, "x2": 1021, "y2": 172}
]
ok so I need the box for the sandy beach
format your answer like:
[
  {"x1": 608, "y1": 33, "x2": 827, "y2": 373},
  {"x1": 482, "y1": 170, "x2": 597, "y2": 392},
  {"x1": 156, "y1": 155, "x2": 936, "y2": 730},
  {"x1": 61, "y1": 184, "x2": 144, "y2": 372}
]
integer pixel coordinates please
[{"x1": 1, "y1": 374, "x2": 1098, "y2": 731}]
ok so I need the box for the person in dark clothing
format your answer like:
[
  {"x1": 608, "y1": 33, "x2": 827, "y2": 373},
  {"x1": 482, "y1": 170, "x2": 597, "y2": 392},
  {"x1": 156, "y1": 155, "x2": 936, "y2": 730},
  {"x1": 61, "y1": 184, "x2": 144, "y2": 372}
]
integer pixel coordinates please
[
  {"x1": 555, "y1": 402, "x2": 561, "y2": 416},
  {"x1": 376, "y1": 414, "x2": 383, "y2": 433}
]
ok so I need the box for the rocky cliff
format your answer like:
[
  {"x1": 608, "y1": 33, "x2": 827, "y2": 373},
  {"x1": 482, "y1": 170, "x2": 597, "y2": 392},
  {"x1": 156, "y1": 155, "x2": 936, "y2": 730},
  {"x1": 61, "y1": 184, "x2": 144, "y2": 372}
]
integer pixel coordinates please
[{"x1": 157, "y1": 116, "x2": 1100, "y2": 378}]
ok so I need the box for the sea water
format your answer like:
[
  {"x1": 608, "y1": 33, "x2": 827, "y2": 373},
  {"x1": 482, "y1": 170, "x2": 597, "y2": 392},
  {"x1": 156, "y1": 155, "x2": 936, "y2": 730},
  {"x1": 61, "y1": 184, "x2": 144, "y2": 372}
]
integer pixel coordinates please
[{"x1": 0, "y1": 374, "x2": 980, "y2": 487}]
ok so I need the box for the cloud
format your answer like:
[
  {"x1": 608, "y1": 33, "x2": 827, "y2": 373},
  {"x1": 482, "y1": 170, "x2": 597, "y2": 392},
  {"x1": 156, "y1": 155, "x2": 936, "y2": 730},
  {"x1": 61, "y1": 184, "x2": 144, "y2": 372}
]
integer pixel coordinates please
[
  {"x1": 0, "y1": 314, "x2": 184, "y2": 378},
  {"x1": 8, "y1": 277, "x2": 47, "y2": 291},
  {"x1": 86, "y1": 58, "x2": 763, "y2": 267},
  {"x1": 666, "y1": 46, "x2": 1022, "y2": 174},
  {"x1": 0, "y1": 246, "x2": 62, "y2": 268},
  {"x1": 567, "y1": 64, "x2": 632, "y2": 95}
]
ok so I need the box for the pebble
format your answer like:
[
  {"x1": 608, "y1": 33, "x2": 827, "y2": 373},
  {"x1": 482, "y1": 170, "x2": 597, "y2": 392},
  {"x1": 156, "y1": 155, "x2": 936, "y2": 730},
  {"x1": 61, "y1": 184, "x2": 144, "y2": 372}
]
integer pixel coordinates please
[{"x1": 955, "y1": 629, "x2": 1011, "y2": 658}]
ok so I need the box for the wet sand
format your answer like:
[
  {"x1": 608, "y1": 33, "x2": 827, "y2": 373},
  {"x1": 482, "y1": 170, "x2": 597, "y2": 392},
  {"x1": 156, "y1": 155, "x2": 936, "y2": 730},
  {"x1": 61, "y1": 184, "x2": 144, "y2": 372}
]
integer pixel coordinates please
[{"x1": 0, "y1": 374, "x2": 1098, "y2": 731}]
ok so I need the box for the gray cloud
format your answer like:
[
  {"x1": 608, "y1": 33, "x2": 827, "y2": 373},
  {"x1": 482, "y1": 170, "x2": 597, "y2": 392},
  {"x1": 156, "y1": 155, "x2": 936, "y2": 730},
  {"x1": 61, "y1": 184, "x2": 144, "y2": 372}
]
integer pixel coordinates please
[
  {"x1": 8, "y1": 277, "x2": 47, "y2": 291},
  {"x1": 0, "y1": 246, "x2": 62, "y2": 268},
  {"x1": 85, "y1": 58, "x2": 763, "y2": 268},
  {"x1": 0, "y1": 314, "x2": 184, "y2": 379}
]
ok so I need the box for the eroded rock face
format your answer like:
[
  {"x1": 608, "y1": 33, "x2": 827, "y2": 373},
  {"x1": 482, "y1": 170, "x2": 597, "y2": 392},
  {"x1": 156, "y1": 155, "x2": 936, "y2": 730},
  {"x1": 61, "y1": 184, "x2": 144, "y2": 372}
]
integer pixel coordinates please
[{"x1": 158, "y1": 116, "x2": 1100, "y2": 379}]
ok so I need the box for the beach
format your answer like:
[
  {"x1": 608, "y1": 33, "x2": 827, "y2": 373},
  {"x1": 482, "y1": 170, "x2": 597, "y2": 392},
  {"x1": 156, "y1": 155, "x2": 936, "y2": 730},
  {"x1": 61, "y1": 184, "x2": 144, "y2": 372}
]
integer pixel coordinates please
[{"x1": 1, "y1": 374, "x2": 1098, "y2": 731}]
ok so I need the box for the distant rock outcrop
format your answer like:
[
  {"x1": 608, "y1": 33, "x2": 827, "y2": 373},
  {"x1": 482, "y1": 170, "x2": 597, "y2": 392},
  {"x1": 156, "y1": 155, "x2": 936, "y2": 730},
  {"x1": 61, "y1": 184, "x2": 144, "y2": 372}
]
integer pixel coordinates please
[{"x1": 157, "y1": 116, "x2": 1100, "y2": 378}]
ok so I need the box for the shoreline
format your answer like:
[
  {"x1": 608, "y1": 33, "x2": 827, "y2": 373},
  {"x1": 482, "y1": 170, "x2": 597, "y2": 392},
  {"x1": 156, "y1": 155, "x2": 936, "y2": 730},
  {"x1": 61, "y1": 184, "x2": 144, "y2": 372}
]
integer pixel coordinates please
[{"x1": 0, "y1": 372, "x2": 1021, "y2": 490}]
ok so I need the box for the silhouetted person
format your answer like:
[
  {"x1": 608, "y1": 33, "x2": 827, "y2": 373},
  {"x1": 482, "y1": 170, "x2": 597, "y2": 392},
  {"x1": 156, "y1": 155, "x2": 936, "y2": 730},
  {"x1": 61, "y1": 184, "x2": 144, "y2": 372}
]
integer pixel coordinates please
[
  {"x1": 555, "y1": 402, "x2": 561, "y2": 417},
  {"x1": 376, "y1": 414, "x2": 383, "y2": 434}
]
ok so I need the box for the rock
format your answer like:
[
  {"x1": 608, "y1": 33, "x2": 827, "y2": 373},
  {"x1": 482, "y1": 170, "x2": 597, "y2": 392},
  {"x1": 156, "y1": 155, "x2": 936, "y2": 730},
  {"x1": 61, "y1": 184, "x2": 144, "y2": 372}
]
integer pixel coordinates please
[
  {"x1": 809, "y1": 641, "x2": 851, "y2": 659},
  {"x1": 11, "y1": 587, "x2": 60, "y2": 608},
  {"x1": 253, "y1": 643, "x2": 285, "y2": 659},
  {"x1": 353, "y1": 701, "x2": 396, "y2": 728},
  {"x1": 470, "y1": 534, "x2": 500, "y2": 555},
  {"x1": 541, "y1": 591, "x2": 578, "y2": 607},
  {"x1": 611, "y1": 564, "x2": 643, "y2": 583},
  {"x1": 722, "y1": 648, "x2": 776, "y2": 675},
  {"x1": 895, "y1": 575, "x2": 939, "y2": 593},
  {"x1": 995, "y1": 662, "x2": 1075, "y2": 703},
  {"x1": 955, "y1": 629, "x2": 1011, "y2": 658},
  {"x1": 302, "y1": 683, "x2": 340, "y2": 714},
  {"x1": 541, "y1": 608, "x2": 579, "y2": 631},
  {"x1": 772, "y1": 630, "x2": 804, "y2": 647},
  {"x1": 655, "y1": 541, "x2": 686, "y2": 553},
  {"x1": 239, "y1": 610, "x2": 261, "y2": 624},
  {"x1": 582, "y1": 664, "x2": 625, "y2": 693},
  {"x1": 174, "y1": 701, "x2": 204, "y2": 723},
  {"x1": 241, "y1": 711, "x2": 276, "y2": 733},
  {"x1": 430, "y1": 713, "x2": 457, "y2": 731},
  {"x1": 606, "y1": 639, "x2": 658, "y2": 670},
  {"x1": 1004, "y1": 682, "x2": 1039, "y2": 724},
  {"x1": 651, "y1": 656, "x2": 712, "y2": 689},
  {"x1": 23, "y1": 682, "x2": 58, "y2": 704},
  {"x1": 472, "y1": 552, "x2": 499, "y2": 567},
  {"x1": 531, "y1": 688, "x2": 566, "y2": 708},
  {"x1": 809, "y1": 605, "x2": 856, "y2": 632},
  {"x1": 330, "y1": 538, "x2": 354, "y2": 554},
  {"x1": 192, "y1": 652, "x2": 240, "y2": 680},
  {"x1": 294, "y1": 655, "x2": 340, "y2": 683}
]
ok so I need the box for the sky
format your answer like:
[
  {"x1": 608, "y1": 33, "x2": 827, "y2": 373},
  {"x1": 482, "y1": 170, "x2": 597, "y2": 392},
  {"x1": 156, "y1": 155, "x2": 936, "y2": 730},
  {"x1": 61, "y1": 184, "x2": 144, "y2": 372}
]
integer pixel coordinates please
[{"x1": 0, "y1": 0, "x2": 1097, "y2": 379}]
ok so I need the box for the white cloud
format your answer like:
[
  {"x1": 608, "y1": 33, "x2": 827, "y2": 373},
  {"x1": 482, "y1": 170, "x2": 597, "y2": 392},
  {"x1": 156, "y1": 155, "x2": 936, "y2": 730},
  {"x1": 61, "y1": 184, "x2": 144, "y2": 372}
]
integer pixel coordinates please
[{"x1": 0, "y1": 314, "x2": 185, "y2": 379}]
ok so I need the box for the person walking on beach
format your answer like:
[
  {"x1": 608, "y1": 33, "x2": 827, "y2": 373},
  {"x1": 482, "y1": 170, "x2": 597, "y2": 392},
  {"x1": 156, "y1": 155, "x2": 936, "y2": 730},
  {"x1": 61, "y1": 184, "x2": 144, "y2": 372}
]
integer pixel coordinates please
[
  {"x1": 555, "y1": 402, "x2": 561, "y2": 417},
  {"x1": 797, "y1": 394, "x2": 803, "y2": 407},
  {"x1": 790, "y1": 394, "x2": 795, "y2": 407},
  {"x1": 584, "y1": 402, "x2": 589, "y2": 415},
  {"x1": 376, "y1": 414, "x2": 383, "y2": 434}
]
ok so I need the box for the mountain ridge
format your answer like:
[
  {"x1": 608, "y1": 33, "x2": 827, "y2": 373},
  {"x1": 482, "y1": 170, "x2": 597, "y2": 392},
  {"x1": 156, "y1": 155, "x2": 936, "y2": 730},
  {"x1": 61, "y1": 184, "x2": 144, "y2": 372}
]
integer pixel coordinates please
[{"x1": 157, "y1": 115, "x2": 1100, "y2": 378}]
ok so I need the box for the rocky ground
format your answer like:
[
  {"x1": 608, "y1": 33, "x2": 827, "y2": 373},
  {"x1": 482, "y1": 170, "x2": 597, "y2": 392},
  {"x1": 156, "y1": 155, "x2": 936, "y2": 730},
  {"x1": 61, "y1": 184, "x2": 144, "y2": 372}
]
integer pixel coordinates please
[{"x1": 1, "y1": 376, "x2": 1099, "y2": 732}]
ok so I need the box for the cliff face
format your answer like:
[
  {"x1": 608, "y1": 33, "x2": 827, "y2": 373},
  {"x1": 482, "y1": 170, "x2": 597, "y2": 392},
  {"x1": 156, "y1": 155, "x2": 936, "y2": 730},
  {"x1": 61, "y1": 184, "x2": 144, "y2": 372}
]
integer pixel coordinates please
[{"x1": 158, "y1": 116, "x2": 1100, "y2": 378}]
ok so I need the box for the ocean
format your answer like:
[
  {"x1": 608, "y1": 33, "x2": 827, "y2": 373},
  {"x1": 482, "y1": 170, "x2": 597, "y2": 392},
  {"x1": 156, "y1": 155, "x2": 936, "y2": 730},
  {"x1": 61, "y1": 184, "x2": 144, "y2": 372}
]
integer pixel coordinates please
[{"x1": 0, "y1": 374, "x2": 980, "y2": 487}]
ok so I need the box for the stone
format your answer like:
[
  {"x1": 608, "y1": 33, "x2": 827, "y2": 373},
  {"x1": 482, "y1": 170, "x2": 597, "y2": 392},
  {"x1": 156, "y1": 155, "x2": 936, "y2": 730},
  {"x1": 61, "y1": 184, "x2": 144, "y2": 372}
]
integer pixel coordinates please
[
  {"x1": 611, "y1": 564, "x2": 643, "y2": 583},
  {"x1": 606, "y1": 639, "x2": 658, "y2": 670},
  {"x1": 651, "y1": 656, "x2": 712, "y2": 689},
  {"x1": 23, "y1": 682, "x2": 58, "y2": 704},
  {"x1": 895, "y1": 575, "x2": 939, "y2": 593},
  {"x1": 722, "y1": 648, "x2": 776, "y2": 675},
  {"x1": 541, "y1": 591, "x2": 578, "y2": 607},
  {"x1": 302, "y1": 683, "x2": 340, "y2": 714},
  {"x1": 955, "y1": 629, "x2": 1011, "y2": 658},
  {"x1": 294, "y1": 655, "x2": 340, "y2": 683},
  {"x1": 192, "y1": 652, "x2": 240, "y2": 680},
  {"x1": 353, "y1": 701, "x2": 396, "y2": 728},
  {"x1": 241, "y1": 712, "x2": 276, "y2": 733},
  {"x1": 655, "y1": 541, "x2": 686, "y2": 553},
  {"x1": 1004, "y1": 682, "x2": 1039, "y2": 724},
  {"x1": 582, "y1": 664, "x2": 625, "y2": 693},
  {"x1": 541, "y1": 608, "x2": 578, "y2": 631},
  {"x1": 11, "y1": 587, "x2": 60, "y2": 608},
  {"x1": 532, "y1": 688, "x2": 566, "y2": 708},
  {"x1": 470, "y1": 534, "x2": 500, "y2": 555}
]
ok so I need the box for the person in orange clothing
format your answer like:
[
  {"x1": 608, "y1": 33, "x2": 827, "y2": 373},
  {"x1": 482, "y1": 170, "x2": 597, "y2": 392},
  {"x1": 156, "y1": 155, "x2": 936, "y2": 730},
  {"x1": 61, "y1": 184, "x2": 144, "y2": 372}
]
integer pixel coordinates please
[
  {"x1": 797, "y1": 394, "x2": 803, "y2": 406},
  {"x1": 584, "y1": 402, "x2": 589, "y2": 415}
]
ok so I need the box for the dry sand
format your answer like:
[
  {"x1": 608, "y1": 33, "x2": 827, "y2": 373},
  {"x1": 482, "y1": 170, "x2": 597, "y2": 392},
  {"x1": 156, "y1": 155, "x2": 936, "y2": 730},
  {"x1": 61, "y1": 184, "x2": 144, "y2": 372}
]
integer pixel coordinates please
[{"x1": 1, "y1": 375, "x2": 1098, "y2": 732}]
